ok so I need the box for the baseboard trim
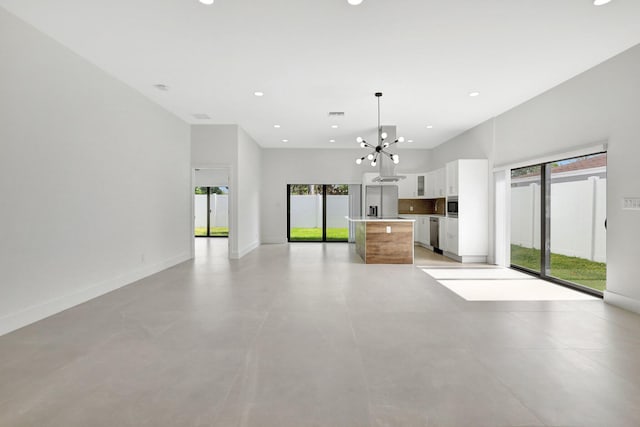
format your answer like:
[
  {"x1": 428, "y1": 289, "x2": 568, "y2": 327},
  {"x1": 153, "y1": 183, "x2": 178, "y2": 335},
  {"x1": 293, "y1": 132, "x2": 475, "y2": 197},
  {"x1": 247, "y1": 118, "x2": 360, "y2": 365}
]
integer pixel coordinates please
[
  {"x1": 604, "y1": 290, "x2": 640, "y2": 315},
  {"x1": 444, "y1": 251, "x2": 487, "y2": 264},
  {"x1": 0, "y1": 252, "x2": 192, "y2": 337},
  {"x1": 261, "y1": 236, "x2": 287, "y2": 244},
  {"x1": 230, "y1": 240, "x2": 260, "y2": 259}
]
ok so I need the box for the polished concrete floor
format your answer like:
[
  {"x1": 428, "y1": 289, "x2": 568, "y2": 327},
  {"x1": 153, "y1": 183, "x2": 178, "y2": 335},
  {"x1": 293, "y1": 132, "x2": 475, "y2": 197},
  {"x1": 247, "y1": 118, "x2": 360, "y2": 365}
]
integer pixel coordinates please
[{"x1": 2, "y1": 239, "x2": 640, "y2": 426}]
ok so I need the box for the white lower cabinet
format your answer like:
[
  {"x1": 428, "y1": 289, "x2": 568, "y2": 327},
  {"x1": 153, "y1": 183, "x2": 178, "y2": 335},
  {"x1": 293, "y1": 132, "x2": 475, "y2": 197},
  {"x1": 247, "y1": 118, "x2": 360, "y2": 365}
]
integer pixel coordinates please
[
  {"x1": 445, "y1": 218, "x2": 459, "y2": 256},
  {"x1": 420, "y1": 217, "x2": 430, "y2": 245}
]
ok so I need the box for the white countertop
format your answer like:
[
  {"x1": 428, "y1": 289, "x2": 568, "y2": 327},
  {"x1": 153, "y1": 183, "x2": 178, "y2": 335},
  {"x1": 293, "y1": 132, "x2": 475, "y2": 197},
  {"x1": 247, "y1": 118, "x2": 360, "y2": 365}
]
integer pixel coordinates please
[{"x1": 347, "y1": 216, "x2": 416, "y2": 222}]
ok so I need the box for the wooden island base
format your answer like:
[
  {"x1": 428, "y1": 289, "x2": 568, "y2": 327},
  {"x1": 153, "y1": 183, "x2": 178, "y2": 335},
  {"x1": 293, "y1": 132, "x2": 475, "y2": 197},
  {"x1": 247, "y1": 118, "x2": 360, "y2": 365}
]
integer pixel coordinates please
[{"x1": 351, "y1": 218, "x2": 415, "y2": 264}]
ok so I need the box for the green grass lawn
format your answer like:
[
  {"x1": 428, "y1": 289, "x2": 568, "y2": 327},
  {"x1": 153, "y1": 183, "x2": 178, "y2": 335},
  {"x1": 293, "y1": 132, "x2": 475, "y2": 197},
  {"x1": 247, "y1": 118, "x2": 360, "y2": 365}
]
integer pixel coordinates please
[
  {"x1": 290, "y1": 227, "x2": 348, "y2": 241},
  {"x1": 510, "y1": 244, "x2": 606, "y2": 291},
  {"x1": 195, "y1": 227, "x2": 229, "y2": 237}
]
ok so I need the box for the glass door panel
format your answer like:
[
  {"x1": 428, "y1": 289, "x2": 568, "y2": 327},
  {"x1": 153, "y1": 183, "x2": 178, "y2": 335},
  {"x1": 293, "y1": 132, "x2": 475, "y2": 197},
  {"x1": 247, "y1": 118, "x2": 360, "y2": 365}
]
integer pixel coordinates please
[
  {"x1": 325, "y1": 185, "x2": 349, "y2": 242},
  {"x1": 510, "y1": 165, "x2": 542, "y2": 272},
  {"x1": 194, "y1": 187, "x2": 209, "y2": 237},
  {"x1": 289, "y1": 184, "x2": 323, "y2": 241},
  {"x1": 209, "y1": 186, "x2": 229, "y2": 237},
  {"x1": 548, "y1": 154, "x2": 607, "y2": 291}
]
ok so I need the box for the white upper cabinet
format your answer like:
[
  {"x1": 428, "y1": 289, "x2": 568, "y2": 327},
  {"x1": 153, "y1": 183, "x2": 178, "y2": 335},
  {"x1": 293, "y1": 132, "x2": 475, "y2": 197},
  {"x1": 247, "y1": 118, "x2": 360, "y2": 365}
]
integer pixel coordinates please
[
  {"x1": 397, "y1": 173, "x2": 417, "y2": 198},
  {"x1": 435, "y1": 168, "x2": 446, "y2": 197},
  {"x1": 446, "y1": 160, "x2": 459, "y2": 197},
  {"x1": 425, "y1": 169, "x2": 445, "y2": 198},
  {"x1": 417, "y1": 175, "x2": 426, "y2": 198}
]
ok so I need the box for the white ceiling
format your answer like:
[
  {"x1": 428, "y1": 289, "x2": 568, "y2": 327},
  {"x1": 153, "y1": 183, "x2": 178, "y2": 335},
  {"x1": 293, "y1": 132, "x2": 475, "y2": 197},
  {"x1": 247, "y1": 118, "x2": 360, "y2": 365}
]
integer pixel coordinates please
[{"x1": 2, "y1": 0, "x2": 640, "y2": 149}]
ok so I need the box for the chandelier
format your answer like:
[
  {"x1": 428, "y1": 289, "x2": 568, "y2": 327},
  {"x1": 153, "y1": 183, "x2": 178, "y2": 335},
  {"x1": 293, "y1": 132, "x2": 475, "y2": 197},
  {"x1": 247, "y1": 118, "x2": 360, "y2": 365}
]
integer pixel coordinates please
[{"x1": 356, "y1": 92, "x2": 404, "y2": 166}]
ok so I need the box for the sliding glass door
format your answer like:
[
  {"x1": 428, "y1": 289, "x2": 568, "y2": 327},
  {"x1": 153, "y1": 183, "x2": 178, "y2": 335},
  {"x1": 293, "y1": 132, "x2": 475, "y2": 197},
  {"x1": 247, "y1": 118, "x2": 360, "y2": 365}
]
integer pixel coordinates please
[
  {"x1": 510, "y1": 153, "x2": 607, "y2": 294},
  {"x1": 287, "y1": 184, "x2": 349, "y2": 242},
  {"x1": 194, "y1": 186, "x2": 229, "y2": 237}
]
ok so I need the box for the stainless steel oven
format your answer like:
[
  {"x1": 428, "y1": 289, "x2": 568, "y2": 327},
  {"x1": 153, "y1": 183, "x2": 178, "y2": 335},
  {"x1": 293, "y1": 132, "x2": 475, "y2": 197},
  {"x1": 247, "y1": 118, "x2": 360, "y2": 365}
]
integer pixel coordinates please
[{"x1": 447, "y1": 197, "x2": 458, "y2": 218}]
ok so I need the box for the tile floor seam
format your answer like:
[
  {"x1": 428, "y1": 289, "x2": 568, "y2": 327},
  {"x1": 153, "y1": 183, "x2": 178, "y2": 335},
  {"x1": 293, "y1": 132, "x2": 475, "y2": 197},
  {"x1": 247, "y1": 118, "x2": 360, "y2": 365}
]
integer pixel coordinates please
[
  {"x1": 345, "y1": 307, "x2": 375, "y2": 427},
  {"x1": 470, "y1": 348, "x2": 548, "y2": 427},
  {"x1": 210, "y1": 309, "x2": 271, "y2": 427}
]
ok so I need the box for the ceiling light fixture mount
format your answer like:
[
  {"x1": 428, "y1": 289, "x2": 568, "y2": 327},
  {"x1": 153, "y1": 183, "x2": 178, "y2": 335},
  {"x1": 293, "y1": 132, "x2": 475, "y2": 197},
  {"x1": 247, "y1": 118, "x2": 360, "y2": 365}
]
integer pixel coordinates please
[
  {"x1": 347, "y1": 0, "x2": 364, "y2": 5},
  {"x1": 593, "y1": 0, "x2": 612, "y2": 5},
  {"x1": 356, "y1": 92, "x2": 403, "y2": 166}
]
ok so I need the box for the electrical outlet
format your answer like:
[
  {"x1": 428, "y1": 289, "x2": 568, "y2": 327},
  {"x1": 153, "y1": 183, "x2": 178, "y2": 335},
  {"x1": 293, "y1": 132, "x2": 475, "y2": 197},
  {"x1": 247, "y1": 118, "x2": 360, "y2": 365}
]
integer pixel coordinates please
[
  {"x1": 409, "y1": 206, "x2": 414, "y2": 212},
  {"x1": 623, "y1": 198, "x2": 640, "y2": 210},
  {"x1": 386, "y1": 226, "x2": 391, "y2": 233}
]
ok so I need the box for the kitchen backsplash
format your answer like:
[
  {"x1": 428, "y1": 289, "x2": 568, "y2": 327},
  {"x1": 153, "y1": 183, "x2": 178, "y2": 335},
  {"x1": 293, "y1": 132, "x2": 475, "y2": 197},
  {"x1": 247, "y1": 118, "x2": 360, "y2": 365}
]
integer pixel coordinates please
[{"x1": 398, "y1": 197, "x2": 446, "y2": 215}]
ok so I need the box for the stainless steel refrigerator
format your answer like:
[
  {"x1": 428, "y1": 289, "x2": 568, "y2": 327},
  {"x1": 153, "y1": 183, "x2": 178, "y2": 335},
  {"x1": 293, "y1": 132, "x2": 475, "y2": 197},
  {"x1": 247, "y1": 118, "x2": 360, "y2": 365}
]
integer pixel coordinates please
[{"x1": 365, "y1": 185, "x2": 398, "y2": 218}]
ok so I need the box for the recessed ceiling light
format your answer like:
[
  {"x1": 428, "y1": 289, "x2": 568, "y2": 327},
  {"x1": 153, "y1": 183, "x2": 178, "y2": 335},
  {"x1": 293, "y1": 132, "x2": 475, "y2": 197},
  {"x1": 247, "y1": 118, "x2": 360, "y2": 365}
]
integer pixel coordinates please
[
  {"x1": 469, "y1": 91, "x2": 480, "y2": 97},
  {"x1": 199, "y1": 0, "x2": 214, "y2": 5},
  {"x1": 593, "y1": 0, "x2": 611, "y2": 5},
  {"x1": 408, "y1": 140, "x2": 414, "y2": 143},
  {"x1": 331, "y1": 125, "x2": 339, "y2": 129},
  {"x1": 282, "y1": 139, "x2": 289, "y2": 143},
  {"x1": 254, "y1": 91, "x2": 264, "y2": 97},
  {"x1": 329, "y1": 139, "x2": 336, "y2": 143},
  {"x1": 427, "y1": 125, "x2": 434, "y2": 129},
  {"x1": 347, "y1": 0, "x2": 363, "y2": 5},
  {"x1": 273, "y1": 124, "x2": 281, "y2": 128},
  {"x1": 153, "y1": 84, "x2": 169, "y2": 91}
]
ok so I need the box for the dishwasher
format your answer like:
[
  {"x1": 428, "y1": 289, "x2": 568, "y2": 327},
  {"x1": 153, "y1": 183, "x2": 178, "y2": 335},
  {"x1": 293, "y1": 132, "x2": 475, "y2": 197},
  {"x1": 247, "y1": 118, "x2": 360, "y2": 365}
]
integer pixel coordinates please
[{"x1": 430, "y1": 217, "x2": 440, "y2": 252}]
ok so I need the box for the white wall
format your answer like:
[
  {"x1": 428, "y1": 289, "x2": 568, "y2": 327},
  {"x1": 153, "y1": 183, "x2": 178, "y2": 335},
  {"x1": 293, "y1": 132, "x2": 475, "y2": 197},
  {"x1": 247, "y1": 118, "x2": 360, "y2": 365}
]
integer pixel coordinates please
[
  {"x1": 236, "y1": 127, "x2": 262, "y2": 258},
  {"x1": 430, "y1": 43, "x2": 640, "y2": 312},
  {"x1": 0, "y1": 9, "x2": 191, "y2": 335},
  {"x1": 260, "y1": 148, "x2": 429, "y2": 243}
]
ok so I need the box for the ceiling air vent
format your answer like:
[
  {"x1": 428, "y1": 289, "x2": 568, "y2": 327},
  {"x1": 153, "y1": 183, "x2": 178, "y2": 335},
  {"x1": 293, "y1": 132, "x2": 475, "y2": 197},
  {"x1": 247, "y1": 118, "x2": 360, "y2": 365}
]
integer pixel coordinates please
[
  {"x1": 192, "y1": 114, "x2": 211, "y2": 120},
  {"x1": 328, "y1": 112, "x2": 345, "y2": 117}
]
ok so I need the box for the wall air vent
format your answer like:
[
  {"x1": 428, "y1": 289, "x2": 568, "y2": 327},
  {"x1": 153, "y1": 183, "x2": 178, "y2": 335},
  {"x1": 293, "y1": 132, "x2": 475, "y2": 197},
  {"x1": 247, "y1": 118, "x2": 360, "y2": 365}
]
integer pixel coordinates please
[
  {"x1": 328, "y1": 112, "x2": 345, "y2": 117},
  {"x1": 192, "y1": 114, "x2": 211, "y2": 120}
]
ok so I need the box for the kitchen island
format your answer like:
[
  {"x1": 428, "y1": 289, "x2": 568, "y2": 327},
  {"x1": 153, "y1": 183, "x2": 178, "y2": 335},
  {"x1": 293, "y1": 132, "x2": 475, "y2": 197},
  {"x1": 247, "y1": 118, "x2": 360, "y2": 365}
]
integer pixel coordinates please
[{"x1": 348, "y1": 217, "x2": 415, "y2": 264}]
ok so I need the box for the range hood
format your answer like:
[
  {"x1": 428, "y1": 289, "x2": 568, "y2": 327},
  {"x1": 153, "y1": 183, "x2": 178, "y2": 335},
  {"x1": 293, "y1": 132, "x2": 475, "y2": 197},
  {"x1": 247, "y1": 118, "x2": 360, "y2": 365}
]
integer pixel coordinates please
[{"x1": 372, "y1": 175, "x2": 406, "y2": 183}]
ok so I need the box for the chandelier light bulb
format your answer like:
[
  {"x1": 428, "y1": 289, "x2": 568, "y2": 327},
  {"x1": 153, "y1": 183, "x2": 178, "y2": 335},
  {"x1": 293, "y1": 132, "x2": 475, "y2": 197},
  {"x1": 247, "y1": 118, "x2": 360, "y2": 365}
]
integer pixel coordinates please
[
  {"x1": 383, "y1": 142, "x2": 389, "y2": 148},
  {"x1": 381, "y1": 132, "x2": 388, "y2": 140},
  {"x1": 367, "y1": 154, "x2": 374, "y2": 160},
  {"x1": 356, "y1": 137, "x2": 363, "y2": 143},
  {"x1": 393, "y1": 155, "x2": 400, "y2": 164},
  {"x1": 371, "y1": 160, "x2": 377, "y2": 167},
  {"x1": 356, "y1": 158, "x2": 362, "y2": 165},
  {"x1": 398, "y1": 136, "x2": 405, "y2": 143},
  {"x1": 360, "y1": 142, "x2": 367, "y2": 148}
]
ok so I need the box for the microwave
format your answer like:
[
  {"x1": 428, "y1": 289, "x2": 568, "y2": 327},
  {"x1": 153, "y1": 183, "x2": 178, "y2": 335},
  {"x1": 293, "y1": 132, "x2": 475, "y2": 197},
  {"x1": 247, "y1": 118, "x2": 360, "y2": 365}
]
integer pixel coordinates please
[{"x1": 447, "y1": 197, "x2": 459, "y2": 218}]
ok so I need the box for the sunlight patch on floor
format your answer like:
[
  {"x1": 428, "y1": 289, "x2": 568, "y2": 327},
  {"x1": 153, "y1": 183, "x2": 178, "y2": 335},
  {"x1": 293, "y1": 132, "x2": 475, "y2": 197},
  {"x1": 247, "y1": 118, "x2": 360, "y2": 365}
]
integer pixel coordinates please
[{"x1": 421, "y1": 268, "x2": 597, "y2": 301}]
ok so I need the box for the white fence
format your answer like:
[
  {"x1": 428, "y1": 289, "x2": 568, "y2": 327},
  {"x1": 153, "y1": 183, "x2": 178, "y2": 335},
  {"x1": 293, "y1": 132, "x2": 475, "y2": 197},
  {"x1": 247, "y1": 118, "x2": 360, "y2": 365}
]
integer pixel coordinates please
[
  {"x1": 511, "y1": 176, "x2": 606, "y2": 262},
  {"x1": 194, "y1": 194, "x2": 228, "y2": 228},
  {"x1": 290, "y1": 195, "x2": 349, "y2": 229}
]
